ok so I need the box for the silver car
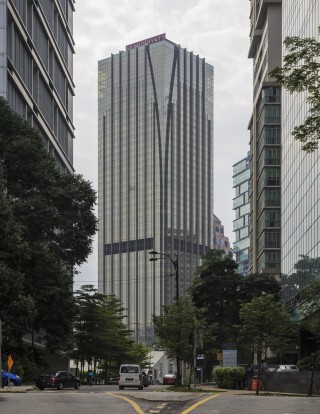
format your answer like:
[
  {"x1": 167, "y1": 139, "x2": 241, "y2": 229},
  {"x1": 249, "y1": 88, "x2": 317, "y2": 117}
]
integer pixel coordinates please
[{"x1": 274, "y1": 365, "x2": 298, "y2": 372}]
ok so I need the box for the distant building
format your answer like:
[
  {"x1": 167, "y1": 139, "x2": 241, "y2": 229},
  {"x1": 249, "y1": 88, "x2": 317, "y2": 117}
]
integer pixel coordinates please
[
  {"x1": 98, "y1": 34, "x2": 214, "y2": 343},
  {"x1": 232, "y1": 154, "x2": 250, "y2": 275},
  {"x1": 248, "y1": 0, "x2": 282, "y2": 274},
  {"x1": 212, "y1": 214, "x2": 233, "y2": 256},
  {"x1": 0, "y1": 0, "x2": 75, "y2": 172}
]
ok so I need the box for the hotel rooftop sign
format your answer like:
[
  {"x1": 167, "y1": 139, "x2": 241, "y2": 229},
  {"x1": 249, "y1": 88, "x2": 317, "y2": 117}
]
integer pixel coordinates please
[{"x1": 126, "y1": 34, "x2": 166, "y2": 51}]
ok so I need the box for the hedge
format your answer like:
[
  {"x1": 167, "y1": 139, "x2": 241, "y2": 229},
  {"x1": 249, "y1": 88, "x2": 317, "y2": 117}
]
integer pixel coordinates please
[{"x1": 213, "y1": 366, "x2": 245, "y2": 389}]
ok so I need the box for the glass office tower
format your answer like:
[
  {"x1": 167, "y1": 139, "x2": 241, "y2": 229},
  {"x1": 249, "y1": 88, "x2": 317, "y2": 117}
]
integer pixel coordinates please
[
  {"x1": 0, "y1": 0, "x2": 75, "y2": 172},
  {"x1": 98, "y1": 35, "x2": 214, "y2": 343},
  {"x1": 233, "y1": 154, "x2": 250, "y2": 275},
  {"x1": 281, "y1": 0, "x2": 320, "y2": 305}
]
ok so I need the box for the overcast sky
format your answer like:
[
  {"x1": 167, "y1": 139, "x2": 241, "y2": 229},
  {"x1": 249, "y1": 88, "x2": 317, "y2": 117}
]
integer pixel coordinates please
[{"x1": 72, "y1": 0, "x2": 252, "y2": 290}]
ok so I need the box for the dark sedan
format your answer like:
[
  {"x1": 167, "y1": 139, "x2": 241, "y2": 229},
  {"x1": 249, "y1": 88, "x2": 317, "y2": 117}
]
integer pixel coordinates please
[{"x1": 36, "y1": 371, "x2": 80, "y2": 390}]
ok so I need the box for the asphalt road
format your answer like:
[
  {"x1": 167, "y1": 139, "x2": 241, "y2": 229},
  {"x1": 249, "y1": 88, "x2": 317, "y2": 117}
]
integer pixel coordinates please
[{"x1": 0, "y1": 385, "x2": 320, "y2": 414}]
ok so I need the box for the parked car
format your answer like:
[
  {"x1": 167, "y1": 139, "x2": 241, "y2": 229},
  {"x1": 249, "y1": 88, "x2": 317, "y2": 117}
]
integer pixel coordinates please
[
  {"x1": 1, "y1": 370, "x2": 22, "y2": 386},
  {"x1": 162, "y1": 374, "x2": 177, "y2": 385},
  {"x1": 36, "y1": 371, "x2": 80, "y2": 390},
  {"x1": 274, "y1": 365, "x2": 299, "y2": 372}
]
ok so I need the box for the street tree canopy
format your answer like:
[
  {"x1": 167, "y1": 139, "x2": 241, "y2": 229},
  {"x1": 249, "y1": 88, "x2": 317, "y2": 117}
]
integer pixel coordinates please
[
  {"x1": 270, "y1": 28, "x2": 320, "y2": 152},
  {"x1": 239, "y1": 294, "x2": 292, "y2": 362},
  {"x1": 299, "y1": 278, "x2": 320, "y2": 341},
  {"x1": 0, "y1": 97, "x2": 97, "y2": 353}
]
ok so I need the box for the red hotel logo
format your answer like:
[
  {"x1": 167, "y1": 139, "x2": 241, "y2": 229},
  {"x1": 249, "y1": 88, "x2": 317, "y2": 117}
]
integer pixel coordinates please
[{"x1": 126, "y1": 33, "x2": 166, "y2": 50}]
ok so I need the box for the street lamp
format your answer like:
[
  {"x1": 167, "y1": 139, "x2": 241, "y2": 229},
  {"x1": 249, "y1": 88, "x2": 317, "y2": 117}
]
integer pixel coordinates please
[{"x1": 149, "y1": 250, "x2": 181, "y2": 386}]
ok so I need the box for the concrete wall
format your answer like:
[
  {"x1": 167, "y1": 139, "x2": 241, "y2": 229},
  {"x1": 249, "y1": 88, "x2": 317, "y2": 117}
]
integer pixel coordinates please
[{"x1": 260, "y1": 371, "x2": 320, "y2": 394}]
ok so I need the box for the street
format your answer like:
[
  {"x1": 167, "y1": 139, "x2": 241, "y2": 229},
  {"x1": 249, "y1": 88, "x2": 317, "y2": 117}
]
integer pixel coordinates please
[{"x1": 0, "y1": 385, "x2": 320, "y2": 414}]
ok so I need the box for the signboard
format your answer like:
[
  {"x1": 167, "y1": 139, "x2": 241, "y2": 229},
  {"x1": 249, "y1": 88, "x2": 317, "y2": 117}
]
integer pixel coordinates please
[
  {"x1": 126, "y1": 33, "x2": 166, "y2": 50},
  {"x1": 216, "y1": 352, "x2": 223, "y2": 361},
  {"x1": 7, "y1": 354, "x2": 13, "y2": 371},
  {"x1": 222, "y1": 349, "x2": 237, "y2": 367}
]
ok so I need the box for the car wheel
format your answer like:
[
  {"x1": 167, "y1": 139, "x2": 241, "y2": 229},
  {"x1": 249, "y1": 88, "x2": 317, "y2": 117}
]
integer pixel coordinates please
[
  {"x1": 75, "y1": 382, "x2": 80, "y2": 389},
  {"x1": 138, "y1": 386, "x2": 143, "y2": 390},
  {"x1": 10, "y1": 381, "x2": 17, "y2": 387},
  {"x1": 57, "y1": 382, "x2": 64, "y2": 390},
  {"x1": 38, "y1": 387, "x2": 44, "y2": 391}
]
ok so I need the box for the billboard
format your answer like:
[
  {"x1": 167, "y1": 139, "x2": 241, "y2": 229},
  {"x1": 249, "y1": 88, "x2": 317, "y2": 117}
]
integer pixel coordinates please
[{"x1": 126, "y1": 34, "x2": 166, "y2": 50}]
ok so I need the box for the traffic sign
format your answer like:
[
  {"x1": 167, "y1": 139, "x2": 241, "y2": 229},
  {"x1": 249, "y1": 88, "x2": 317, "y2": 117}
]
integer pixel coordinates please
[{"x1": 7, "y1": 354, "x2": 13, "y2": 370}]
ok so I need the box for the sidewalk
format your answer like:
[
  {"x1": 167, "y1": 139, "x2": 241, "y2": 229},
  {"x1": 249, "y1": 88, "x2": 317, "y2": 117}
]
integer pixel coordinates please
[{"x1": 0, "y1": 385, "x2": 35, "y2": 393}]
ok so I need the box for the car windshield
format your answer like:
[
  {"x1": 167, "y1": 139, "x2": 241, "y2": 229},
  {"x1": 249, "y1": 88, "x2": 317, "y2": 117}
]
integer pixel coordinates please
[{"x1": 121, "y1": 366, "x2": 139, "y2": 373}]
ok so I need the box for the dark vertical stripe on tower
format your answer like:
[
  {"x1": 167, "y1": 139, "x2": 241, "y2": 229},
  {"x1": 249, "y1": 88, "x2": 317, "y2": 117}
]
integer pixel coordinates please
[
  {"x1": 195, "y1": 55, "x2": 200, "y2": 256},
  {"x1": 189, "y1": 52, "x2": 194, "y2": 257},
  {"x1": 127, "y1": 50, "x2": 131, "y2": 325},
  {"x1": 201, "y1": 59, "x2": 207, "y2": 247},
  {"x1": 102, "y1": 114, "x2": 106, "y2": 294},
  {"x1": 119, "y1": 52, "x2": 122, "y2": 299},
  {"x1": 183, "y1": 49, "x2": 187, "y2": 248},
  {"x1": 177, "y1": 48, "x2": 181, "y2": 263},
  {"x1": 135, "y1": 47, "x2": 139, "y2": 341},
  {"x1": 146, "y1": 45, "x2": 163, "y2": 311},
  {"x1": 111, "y1": 54, "x2": 114, "y2": 293},
  {"x1": 144, "y1": 47, "x2": 148, "y2": 341}
]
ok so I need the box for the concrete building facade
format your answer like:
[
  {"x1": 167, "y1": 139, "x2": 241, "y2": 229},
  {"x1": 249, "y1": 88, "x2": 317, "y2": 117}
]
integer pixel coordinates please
[
  {"x1": 0, "y1": 0, "x2": 75, "y2": 172},
  {"x1": 98, "y1": 34, "x2": 214, "y2": 343},
  {"x1": 248, "y1": 0, "x2": 282, "y2": 274}
]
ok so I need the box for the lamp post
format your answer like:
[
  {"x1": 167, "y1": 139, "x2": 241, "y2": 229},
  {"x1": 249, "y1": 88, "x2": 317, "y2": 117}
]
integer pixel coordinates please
[{"x1": 149, "y1": 250, "x2": 181, "y2": 386}]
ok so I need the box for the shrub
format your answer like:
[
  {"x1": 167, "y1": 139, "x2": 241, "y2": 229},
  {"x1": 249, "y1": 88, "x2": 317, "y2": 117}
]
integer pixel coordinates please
[{"x1": 213, "y1": 366, "x2": 245, "y2": 389}]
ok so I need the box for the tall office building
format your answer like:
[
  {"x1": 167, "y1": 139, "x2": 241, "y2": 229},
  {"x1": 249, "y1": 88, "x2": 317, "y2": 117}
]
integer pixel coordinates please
[
  {"x1": 233, "y1": 154, "x2": 250, "y2": 275},
  {"x1": 0, "y1": 0, "x2": 75, "y2": 172},
  {"x1": 281, "y1": 0, "x2": 320, "y2": 306},
  {"x1": 98, "y1": 34, "x2": 214, "y2": 343},
  {"x1": 248, "y1": 0, "x2": 282, "y2": 274},
  {"x1": 212, "y1": 214, "x2": 233, "y2": 257}
]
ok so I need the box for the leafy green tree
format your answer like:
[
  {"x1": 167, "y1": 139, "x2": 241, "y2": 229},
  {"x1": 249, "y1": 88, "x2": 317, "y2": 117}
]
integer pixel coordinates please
[
  {"x1": 299, "y1": 278, "x2": 320, "y2": 339},
  {"x1": 73, "y1": 285, "x2": 149, "y2": 380},
  {"x1": 191, "y1": 250, "x2": 241, "y2": 349},
  {"x1": 239, "y1": 294, "x2": 292, "y2": 362},
  {"x1": 0, "y1": 97, "x2": 97, "y2": 354},
  {"x1": 153, "y1": 297, "x2": 207, "y2": 385},
  {"x1": 270, "y1": 28, "x2": 320, "y2": 152}
]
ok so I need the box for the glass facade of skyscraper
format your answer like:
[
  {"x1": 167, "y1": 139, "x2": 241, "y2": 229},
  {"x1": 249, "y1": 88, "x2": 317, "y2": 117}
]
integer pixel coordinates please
[
  {"x1": 98, "y1": 35, "x2": 214, "y2": 343},
  {"x1": 0, "y1": 0, "x2": 75, "y2": 172},
  {"x1": 281, "y1": 0, "x2": 320, "y2": 305},
  {"x1": 233, "y1": 155, "x2": 250, "y2": 275}
]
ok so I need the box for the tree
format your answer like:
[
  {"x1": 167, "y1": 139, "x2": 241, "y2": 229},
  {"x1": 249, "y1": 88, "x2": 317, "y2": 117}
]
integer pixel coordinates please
[
  {"x1": 191, "y1": 250, "x2": 242, "y2": 349},
  {"x1": 153, "y1": 297, "x2": 207, "y2": 386},
  {"x1": 239, "y1": 294, "x2": 292, "y2": 363},
  {"x1": 270, "y1": 28, "x2": 320, "y2": 152},
  {"x1": 73, "y1": 285, "x2": 149, "y2": 381},
  {"x1": 298, "y1": 278, "x2": 320, "y2": 396},
  {"x1": 0, "y1": 97, "x2": 98, "y2": 354}
]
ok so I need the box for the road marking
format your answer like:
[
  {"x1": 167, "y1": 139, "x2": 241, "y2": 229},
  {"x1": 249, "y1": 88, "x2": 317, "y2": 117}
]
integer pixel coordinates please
[
  {"x1": 106, "y1": 392, "x2": 145, "y2": 414},
  {"x1": 180, "y1": 394, "x2": 221, "y2": 414}
]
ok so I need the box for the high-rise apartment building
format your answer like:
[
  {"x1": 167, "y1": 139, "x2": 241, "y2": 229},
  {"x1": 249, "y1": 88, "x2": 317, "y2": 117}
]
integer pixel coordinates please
[
  {"x1": 0, "y1": 0, "x2": 75, "y2": 172},
  {"x1": 281, "y1": 0, "x2": 320, "y2": 307},
  {"x1": 248, "y1": 0, "x2": 282, "y2": 274},
  {"x1": 98, "y1": 34, "x2": 214, "y2": 343},
  {"x1": 233, "y1": 154, "x2": 250, "y2": 275},
  {"x1": 212, "y1": 214, "x2": 233, "y2": 257}
]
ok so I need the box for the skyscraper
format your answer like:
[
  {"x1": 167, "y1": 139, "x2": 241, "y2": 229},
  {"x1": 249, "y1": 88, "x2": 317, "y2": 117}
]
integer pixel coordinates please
[
  {"x1": 212, "y1": 214, "x2": 233, "y2": 257},
  {"x1": 281, "y1": 0, "x2": 320, "y2": 303},
  {"x1": 0, "y1": 0, "x2": 75, "y2": 172},
  {"x1": 233, "y1": 154, "x2": 250, "y2": 275},
  {"x1": 98, "y1": 34, "x2": 214, "y2": 343},
  {"x1": 248, "y1": 0, "x2": 282, "y2": 274}
]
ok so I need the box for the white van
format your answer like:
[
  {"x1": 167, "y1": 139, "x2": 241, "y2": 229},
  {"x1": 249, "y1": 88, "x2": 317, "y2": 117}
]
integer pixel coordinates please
[{"x1": 118, "y1": 364, "x2": 143, "y2": 390}]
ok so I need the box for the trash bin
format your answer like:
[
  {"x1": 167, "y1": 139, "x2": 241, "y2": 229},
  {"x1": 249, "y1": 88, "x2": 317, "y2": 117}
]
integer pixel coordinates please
[{"x1": 251, "y1": 378, "x2": 261, "y2": 391}]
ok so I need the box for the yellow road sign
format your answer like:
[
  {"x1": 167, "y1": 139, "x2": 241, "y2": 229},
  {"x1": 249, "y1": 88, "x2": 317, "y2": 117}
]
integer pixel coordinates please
[
  {"x1": 7, "y1": 354, "x2": 13, "y2": 370},
  {"x1": 216, "y1": 352, "x2": 223, "y2": 361}
]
